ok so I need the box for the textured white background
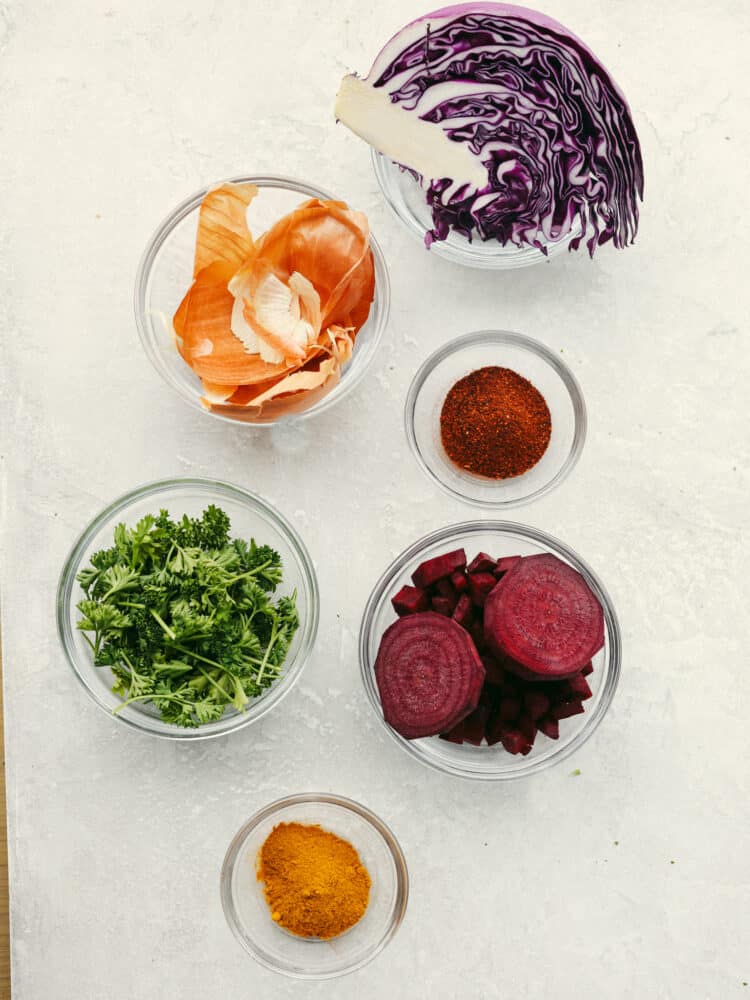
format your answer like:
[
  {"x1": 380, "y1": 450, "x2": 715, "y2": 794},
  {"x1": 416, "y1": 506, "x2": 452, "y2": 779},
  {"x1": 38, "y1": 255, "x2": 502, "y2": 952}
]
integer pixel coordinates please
[{"x1": 1, "y1": 0, "x2": 749, "y2": 997}]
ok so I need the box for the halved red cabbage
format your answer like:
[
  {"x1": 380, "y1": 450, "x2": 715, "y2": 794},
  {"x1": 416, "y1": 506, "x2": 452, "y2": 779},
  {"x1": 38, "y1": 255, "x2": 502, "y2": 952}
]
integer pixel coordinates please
[{"x1": 337, "y1": 3, "x2": 643, "y2": 255}]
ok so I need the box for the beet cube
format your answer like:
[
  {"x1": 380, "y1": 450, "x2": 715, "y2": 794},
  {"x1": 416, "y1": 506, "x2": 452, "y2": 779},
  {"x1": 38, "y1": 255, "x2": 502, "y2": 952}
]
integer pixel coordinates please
[
  {"x1": 518, "y1": 713, "x2": 537, "y2": 746},
  {"x1": 467, "y1": 552, "x2": 497, "y2": 574},
  {"x1": 480, "y1": 654, "x2": 505, "y2": 686},
  {"x1": 500, "y1": 730, "x2": 526, "y2": 755},
  {"x1": 468, "y1": 572, "x2": 497, "y2": 608},
  {"x1": 499, "y1": 680, "x2": 519, "y2": 698},
  {"x1": 435, "y1": 578, "x2": 457, "y2": 602},
  {"x1": 462, "y1": 698, "x2": 492, "y2": 746},
  {"x1": 452, "y1": 593, "x2": 474, "y2": 628},
  {"x1": 485, "y1": 716, "x2": 509, "y2": 746},
  {"x1": 552, "y1": 699, "x2": 585, "y2": 720},
  {"x1": 523, "y1": 691, "x2": 550, "y2": 721},
  {"x1": 412, "y1": 549, "x2": 467, "y2": 589},
  {"x1": 567, "y1": 674, "x2": 593, "y2": 700},
  {"x1": 494, "y1": 555, "x2": 522, "y2": 578},
  {"x1": 439, "y1": 719, "x2": 466, "y2": 744},
  {"x1": 431, "y1": 596, "x2": 454, "y2": 617},
  {"x1": 581, "y1": 662, "x2": 594, "y2": 677},
  {"x1": 391, "y1": 585, "x2": 429, "y2": 617},
  {"x1": 538, "y1": 716, "x2": 559, "y2": 740},
  {"x1": 497, "y1": 697, "x2": 521, "y2": 722},
  {"x1": 469, "y1": 620, "x2": 488, "y2": 653},
  {"x1": 450, "y1": 570, "x2": 468, "y2": 593}
]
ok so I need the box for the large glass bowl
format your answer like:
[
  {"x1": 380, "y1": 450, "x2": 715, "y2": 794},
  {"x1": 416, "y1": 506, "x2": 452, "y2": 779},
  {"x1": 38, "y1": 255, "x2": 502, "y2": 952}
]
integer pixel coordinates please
[
  {"x1": 405, "y1": 330, "x2": 586, "y2": 508},
  {"x1": 373, "y1": 151, "x2": 578, "y2": 270},
  {"x1": 359, "y1": 522, "x2": 621, "y2": 780},
  {"x1": 134, "y1": 174, "x2": 390, "y2": 425},
  {"x1": 57, "y1": 478, "x2": 319, "y2": 739},
  {"x1": 220, "y1": 793, "x2": 408, "y2": 979}
]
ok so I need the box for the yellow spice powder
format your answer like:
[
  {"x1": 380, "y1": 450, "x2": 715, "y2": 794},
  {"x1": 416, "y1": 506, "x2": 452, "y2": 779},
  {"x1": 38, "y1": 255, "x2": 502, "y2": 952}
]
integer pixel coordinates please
[{"x1": 257, "y1": 821, "x2": 371, "y2": 939}]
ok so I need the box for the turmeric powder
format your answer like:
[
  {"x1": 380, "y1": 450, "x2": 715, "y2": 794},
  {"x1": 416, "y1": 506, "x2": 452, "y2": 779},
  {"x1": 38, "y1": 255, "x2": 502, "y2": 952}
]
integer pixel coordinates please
[{"x1": 257, "y1": 822, "x2": 371, "y2": 939}]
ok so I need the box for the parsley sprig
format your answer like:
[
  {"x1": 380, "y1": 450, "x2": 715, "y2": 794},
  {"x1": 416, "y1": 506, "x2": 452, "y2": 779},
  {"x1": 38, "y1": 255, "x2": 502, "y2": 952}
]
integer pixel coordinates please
[{"x1": 76, "y1": 505, "x2": 299, "y2": 727}]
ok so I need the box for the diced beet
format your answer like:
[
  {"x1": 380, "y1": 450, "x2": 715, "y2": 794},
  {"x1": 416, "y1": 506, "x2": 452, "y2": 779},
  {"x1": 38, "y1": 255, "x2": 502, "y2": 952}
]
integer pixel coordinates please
[
  {"x1": 431, "y1": 596, "x2": 454, "y2": 617},
  {"x1": 412, "y1": 549, "x2": 467, "y2": 589},
  {"x1": 469, "y1": 619, "x2": 488, "y2": 653},
  {"x1": 498, "y1": 680, "x2": 519, "y2": 698},
  {"x1": 391, "y1": 585, "x2": 430, "y2": 617},
  {"x1": 500, "y1": 730, "x2": 526, "y2": 755},
  {"x1": 518, "y1": 714, "x2": 537, "y2": 746},
  {"x1": 480, "y1": 654, "x2": 505, "y2": 686},
  {"x1": 567, "y1": 674, "x2": 593, "y2": 700},
  {"x1": 451, "y1": 593, "x2": 474, "y2": 628},
  {"x1": 523, "y1": 691, "x2": 550, "y2": 721},
  {"x1": 484, "y1": 554, "x2": 605, "y2": 679},
  {"x1": 494, "y1": 555, "x2": 522, "y2": 578},
  {"x1": 450, "y1": 570, "x2": 468, "y2": 593},
  {"x1": 485, "y1": 716, "x2": 509, "y2": 746},
  {"x1": 468, "y1": 572, "x2": 497, "y2": 608},
  {"x1": 435, "y1": 578, "x2": 457, "y2": 602},
  {"x1": 462, "y1": 695, "x2": 493, "y2": 746},
  {"x1": 552, "y1": 699, "x2": 585, "y2": 720},
  {"x1": 497, "y1": 697, "x2": 521, "y2": 722},
  {"x1": 467, "y1": 552, "x2": 497, "y2": 574},
  {"x1": 439, "y1": 719, "x2": 466, "y2": 744},
  {"x1": 538, "y1": 716, "x2": 559, "y2": 739},
  {"x1": 374, "y1": 612, "x2": 485, "y2": 740},
  {"x1": 519, "y1": 741, "x2": 534, "y2": 756},
  {"x1": 581, "y1": 662, "x2": 594, "y2": 677}
]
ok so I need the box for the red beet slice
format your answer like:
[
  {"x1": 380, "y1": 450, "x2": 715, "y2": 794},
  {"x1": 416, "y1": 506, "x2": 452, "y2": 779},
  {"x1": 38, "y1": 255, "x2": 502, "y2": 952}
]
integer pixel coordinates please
[
  {"x1": 484, "y1": 554, "x2": 604, "y2": 678},
  {"x1": 523, "y1": 691, "x2": 551, "y2": 721},
  {"x1": 374, "y1": 612, "x2": 485, "y2": 739},
  {"x1": 391, "y1": 585, "x2": 430, "y2": 617},
  {"x1": 538, "y1": 716, "x2": 559, "y2": 739},
  {"x1": 552, "y1": 699, "x2": 585, "y2": 720},
  {"x1": 412, "y1": 549, "x2": 467, "y2": 589},
  {"x1": 581, "y1": 662, "x2": 594, "y2": 677},
  {"x1": 431, "y1": 596, "x2": 454, "y2": 617},
  {"x1": 468, "y1": 572, "x2": 497, "y2": 608},
  {"x1": 452, "y1": 593, "x2": 474, "y2": 628},
  {"x1": 567, "y1": 674, "x2": 593, "y2": 700},
  {"x1": 497, "y1": 697, "x2": 521, "y2": 722},
  {"x1": 467, "y1": 552, "x2": 497, "y2": 574},
  {"x1": 494, "y1": 555, "x2": 522, "y2": 578}
]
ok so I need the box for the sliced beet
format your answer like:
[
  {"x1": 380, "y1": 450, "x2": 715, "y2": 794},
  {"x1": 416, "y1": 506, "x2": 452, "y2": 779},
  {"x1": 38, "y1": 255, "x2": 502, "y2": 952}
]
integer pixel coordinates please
[
  {"x1": 467, "y1": 552, "x2": 497, "y2": 575},
  {"x1": 431, "y1": 596, "x2": 454, "y2": 617},
  {"x1": 480, "y1": 654, "x2": 505, "y2": 686},
  {"x1": 412, "y1": 548, "x2": 467, "y2": 589},
  {"x1": 497, "y1": 697, "x2": 521, "y2": 722},
  {"x1": 452, "y1": 593, "x2": 474, "y2": 628},
  {"x1": 581, "y1": 662, "x2": 594, "y2": 677},
  {"x1": 484, "y1": 554, "x2": 605, "y2": 678},
  {"x1": 374, "y1": 612, "x2": 485, "y2": 740},
  {"x1": 391, "y1": 585, "x2": 430, "y2": 617},
  {"x1": 468, "y1": 572, "x2": 497, "y2": 608},
  {"x1": 538, "y1": 716, "x2": 559, "y2": 740},
  {"x1": 494, "y1": 555, "x2": 522, "y2": 578},
  {"x1": 552, "y1": 699, "x2": 585, "y2": 720},
  {"x1": 450, "y1": 569, "x2": 468, "y2": 593},
  {"x1": 567, "y1": 674, "x2": 593, "y2": 700},
  {"x1": 523, "y1": 690, "x2": 551, "y2": 721}
]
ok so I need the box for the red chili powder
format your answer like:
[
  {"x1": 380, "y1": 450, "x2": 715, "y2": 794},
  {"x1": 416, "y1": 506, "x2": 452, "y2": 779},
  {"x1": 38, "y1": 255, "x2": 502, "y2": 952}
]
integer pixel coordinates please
[{"x1": 440, "y1": 366, "x2": 551, "y2": 480}]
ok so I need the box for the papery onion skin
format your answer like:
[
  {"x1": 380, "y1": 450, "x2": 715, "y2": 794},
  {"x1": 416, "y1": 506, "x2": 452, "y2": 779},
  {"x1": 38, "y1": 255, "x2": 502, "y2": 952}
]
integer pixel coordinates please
[{"x1": 368, "y1": 3, "x2": 643, "y2": 254}]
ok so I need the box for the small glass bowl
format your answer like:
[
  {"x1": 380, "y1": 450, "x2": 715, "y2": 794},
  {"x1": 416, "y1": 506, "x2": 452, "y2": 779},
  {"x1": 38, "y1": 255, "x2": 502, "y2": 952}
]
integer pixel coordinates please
[
  {"x1": 405, "y1": 330, "x2": 586, "y2": 508},
  {"x1": 56, "y1": 478, "x2": 319, "y2": 740},
  {"x1": 134, "y1": 174, "x2": 390, "y2": 425},
  {"x1": 372, "y1": 151, "x2": 578, "y2": 270},
  {"x1": 220, "y1": 793, "x2": 408, "y2": 979},
  {"x1": 359, "y1": 521, "x2": 621, "y2": 780}
]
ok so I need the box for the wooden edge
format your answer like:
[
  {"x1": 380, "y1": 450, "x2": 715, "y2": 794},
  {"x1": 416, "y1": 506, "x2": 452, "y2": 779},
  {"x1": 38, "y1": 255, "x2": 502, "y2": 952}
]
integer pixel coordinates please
[{"x1": 0, "y1": 632, "x2": 10, "y2": 999}]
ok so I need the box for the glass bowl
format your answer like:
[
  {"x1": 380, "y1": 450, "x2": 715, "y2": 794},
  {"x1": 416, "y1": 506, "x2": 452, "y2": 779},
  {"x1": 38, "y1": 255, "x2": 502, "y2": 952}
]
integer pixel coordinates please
[
  {"x1": 134, "y1": 174, "x2": 390, "y2": 425},
  {"x1": 359, "y1": 522, "x2": 621, "y2": 780},
  {"x1": 405, "y1": 330, "x2": 586, "y2": 509},
  {"x1": 220, "y1": 793, "x2": 408, "y2": 979},
  {"x1": 56, "y1": 478, "x2": 319, "y2": 740},
  {"x1": 372, "y1": 151, "x2": 578, "y2": 270}
]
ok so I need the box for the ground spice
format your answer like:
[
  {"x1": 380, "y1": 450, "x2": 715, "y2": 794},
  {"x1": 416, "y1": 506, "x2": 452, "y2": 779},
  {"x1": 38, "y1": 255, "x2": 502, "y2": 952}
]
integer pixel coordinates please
[
  {"x1": 257, "y1": 822, "x2": 371, "y2": 939},
  {"x1": 440, "y1": 366, "x2": 551, "y2": 479}
]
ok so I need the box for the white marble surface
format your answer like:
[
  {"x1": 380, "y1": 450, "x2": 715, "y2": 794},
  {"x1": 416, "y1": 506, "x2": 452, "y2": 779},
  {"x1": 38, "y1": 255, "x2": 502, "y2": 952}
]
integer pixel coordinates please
[{"x1": 1, "y1": 0, "x2": 748, "y2": 996}]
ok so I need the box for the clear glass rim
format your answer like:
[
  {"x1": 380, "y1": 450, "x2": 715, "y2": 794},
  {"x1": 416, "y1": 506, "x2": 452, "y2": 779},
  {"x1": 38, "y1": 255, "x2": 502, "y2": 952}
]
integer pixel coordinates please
[
  {"x1": 220, "y1": 792, "x2": 409, "y2": 980},
  {"x1": 371, "y1": 150, "x2": 576, "y2": 270},
  {"x1": 358, "y1": 520, "x2": 621, "y2": 780},
  {"x1": 404, "y1": 329, "x2": 587, "y2": 509},
  {"x1": 133, "y1": 173, "x2": 391, "y2": 426},
  {"x1": 56, "y1": 477, "x2": 320, "y2": 740}
]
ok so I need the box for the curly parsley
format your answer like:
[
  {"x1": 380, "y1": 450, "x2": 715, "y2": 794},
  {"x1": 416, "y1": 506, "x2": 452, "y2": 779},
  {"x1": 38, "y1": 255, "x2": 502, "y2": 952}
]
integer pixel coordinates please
[{"x1": 76, "y1": 505, "x2": 299, "y2": 727}]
